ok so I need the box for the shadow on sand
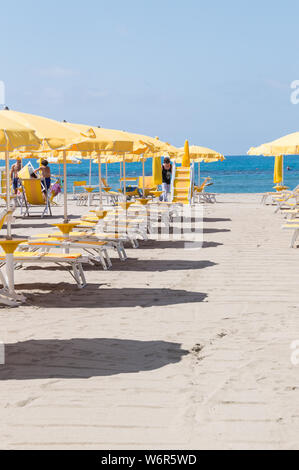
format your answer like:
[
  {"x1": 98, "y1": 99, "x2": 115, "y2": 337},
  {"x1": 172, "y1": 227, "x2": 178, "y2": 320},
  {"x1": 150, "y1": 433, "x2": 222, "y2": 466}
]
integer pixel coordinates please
[
  {"x1": 139, "y1": 240, "x2": 223, "y2": 249},
  {"x1": 24, "y1": 259, "x2": 217, "y2": 272},
  {"x1": 0, "y1": 338, "x2": 189, "y2": 380},
  {"x1": 13, "y1": 284, "x2": 207, "y2": 309}
]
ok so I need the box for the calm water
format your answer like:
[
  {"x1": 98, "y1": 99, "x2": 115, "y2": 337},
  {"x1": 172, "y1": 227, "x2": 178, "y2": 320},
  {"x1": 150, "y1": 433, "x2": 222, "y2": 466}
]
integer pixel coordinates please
[{"x1": 11, "y1": 156, "x2": 299, "y2": 193}]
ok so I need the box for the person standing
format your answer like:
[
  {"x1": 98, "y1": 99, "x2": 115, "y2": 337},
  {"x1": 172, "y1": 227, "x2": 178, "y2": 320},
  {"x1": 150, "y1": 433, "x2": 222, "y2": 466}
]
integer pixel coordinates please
[
  {"x1": 10, "y1": 157, "x2": 22, "y2": 194},
  {"x1": 34, "y1": 159, "x2": 51, "y2": 192},
  {"x1": 161, "y1": 157, "x2": 172, "y2": 202}
]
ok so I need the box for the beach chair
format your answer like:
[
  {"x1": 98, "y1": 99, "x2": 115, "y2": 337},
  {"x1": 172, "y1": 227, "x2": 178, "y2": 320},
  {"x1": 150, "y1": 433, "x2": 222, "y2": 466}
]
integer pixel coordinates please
[
  {"x1": 193, "y1": 178, "x2": 216, "y2": 203},
  {"x1": 73, "y1": 180, "x2": 87, "y2": 199},
  {"x1": 273, "y1": 186, "x2": 299, "y2": 213},
  {"x1": 28, "y1": 229, "x2": 128, "y2": 262},
  {"x1": 20, "y1": 237, "x2": 112, "y2": 271},
  {"x1": 76, "y1": 210, "x2": 145, "y2": 248},
  {"x1": 282, "y1": 222, "x2": 299, "y2": 248},
  {"x1": 138, "y1": 176, "x2": 156, "y2": 197},
  {"x1": 21, "y1": 178, "x2": 52, "y2": 218},
  {"x1": 0, "y1": 251, "x2": 89, "y2": 288}
]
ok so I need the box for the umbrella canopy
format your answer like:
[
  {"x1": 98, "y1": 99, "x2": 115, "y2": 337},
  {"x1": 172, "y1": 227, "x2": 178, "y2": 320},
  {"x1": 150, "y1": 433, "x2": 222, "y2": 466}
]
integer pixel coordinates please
[
  {"x1": 0, "y1": 111, "x2": 135, "y2": 220},
  {"x1": 0, "y1": 114, "x2": 41, "y2": 304},
  {"x1": 0, "y1": 110, "x2": 88, "y2": 152},
  {"x1": 248, "y1": 132, "x2": 299, "y2": 156},
  {"x1": 0, "y1": 113, "x2": 40, "y2": 152},
  {"x1": 115, "y1": 132, "x2": 178, "y2": 156},
  {"x1": 22, "y1": 154, "x2": 81, "y2": 164},
  {"x1": 46, "y1": 155, "x2": 81, "y2": 164},
  {"x1": 63, "y1": 123, "x2": 150, "y2": 155},
  {"x1": 175, "y1": 145, "x2": 224, "y2": 163}
]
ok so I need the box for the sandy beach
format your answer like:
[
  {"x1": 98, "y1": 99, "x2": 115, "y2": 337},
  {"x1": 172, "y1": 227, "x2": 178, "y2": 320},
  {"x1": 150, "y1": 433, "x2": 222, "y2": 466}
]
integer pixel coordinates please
[{"x1": 0, "y1": 193, "x2": 297, "y2": 449}]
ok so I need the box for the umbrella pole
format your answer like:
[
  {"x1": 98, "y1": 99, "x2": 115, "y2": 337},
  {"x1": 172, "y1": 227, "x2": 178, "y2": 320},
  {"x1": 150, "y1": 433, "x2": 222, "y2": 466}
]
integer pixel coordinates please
[
  {"x1": 142, "y1": 157, "x2": 145, "y2": 198},
  {"x1": 120, "y1": 161, "x2": 122, "y2": 192},
  {"x1": 198, "y1": 162, "x2": 201, "y2": 187},
  {"x1": 98, "y1": 154, "x2": 103, "y2": 210},
  {"x1": 123, "y1": 155, "x2": 126, "y2": 200},
  {"x1": 106, "y1": 161, "x2": 108, "y2": 184},
  {"x1": 2, "y1": 145, "x2": 25, "y2": 304},
  {"x1": 63, "y1": 150, "x2": 68, "y2": 223},
  {"x1": 5, "y1": 147, "x2": 11, "y2": 238},
  {"x1": 89, "y1": 157, "x2": 92, "y2": 186}
]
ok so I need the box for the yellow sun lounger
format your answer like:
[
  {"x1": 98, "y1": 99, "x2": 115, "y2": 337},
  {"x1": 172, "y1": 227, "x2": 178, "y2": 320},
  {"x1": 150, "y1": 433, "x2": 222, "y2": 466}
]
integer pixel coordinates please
[
  {"x1": 282, "y1": 223, "x2": 299, "y2": 248},
  {"x1": 21, "y1": 178, "x2": 52, "y2": 218},
  {"x1": 20, "y1": 237, "x2": 113, "y2": 270},
  {"x1": 29, "y1": 231, "x2": 128, "y2": 261},
  {"x1": 0, "y1": 251, "x2": 89, "y2": 288}
]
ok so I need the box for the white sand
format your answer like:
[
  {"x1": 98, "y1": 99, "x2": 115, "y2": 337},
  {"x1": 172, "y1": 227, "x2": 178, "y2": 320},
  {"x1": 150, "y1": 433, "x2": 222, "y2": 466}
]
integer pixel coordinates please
[{"x1": 0, "y1": 193, "x2": 298, "y2": 450}]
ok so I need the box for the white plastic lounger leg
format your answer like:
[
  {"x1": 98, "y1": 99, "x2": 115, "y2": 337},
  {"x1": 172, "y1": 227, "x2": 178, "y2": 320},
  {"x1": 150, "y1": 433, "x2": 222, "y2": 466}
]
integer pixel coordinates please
[
  {"x1": 72, "y1": 262, "x2": 86, "y2": 288},
  {"x1": 130, "y1": 237, "x2": 139, "y2": 248},
  {"x1": 95, "y1": 250, "x2": 108, "y2": 270},
  {"x1": 117, "y1": 242, "x2": 127, "y2": 261},
  {"x1": 77, "y1": 262, "x2": 87, "y2": 288},
  {"x1": 103, "y1": 248, "x2": 112, "y2": 268},
  {"x1": 290, "y1": 229, "x2": 299, "y2": 248},
  {"x1": 0, "y1": 290, "x2": 20, "y2": 307}
]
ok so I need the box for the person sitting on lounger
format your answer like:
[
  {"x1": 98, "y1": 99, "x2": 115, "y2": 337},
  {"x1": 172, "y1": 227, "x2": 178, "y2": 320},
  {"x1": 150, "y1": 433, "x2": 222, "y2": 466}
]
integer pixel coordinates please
[{"x1": 33, "y1": 160, "x2": 51, "y2": 194}]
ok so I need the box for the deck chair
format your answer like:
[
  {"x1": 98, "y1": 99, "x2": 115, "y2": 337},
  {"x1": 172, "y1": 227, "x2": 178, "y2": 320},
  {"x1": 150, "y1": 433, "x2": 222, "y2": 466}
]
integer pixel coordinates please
[
  {"x1": 0, "y1": 251, "x2": 89, "y2": 289},
  {"x1": 29, "y1": 229, "x2": 128, "y2": 262},
  {"x1": 273, "y1": 186, "x2": 299, "y2": 213},
  {"x1": 138, "y1": 176, "x2": 156, "y2": 197},
  {"x1": 73, "y1": 180, "x2": 87, "y2": 199},
  {"x1": 20, "y1": 237, "x2": 112, "y2": 271},
  {"x1": 0, "y1": 208, "x2": 21, "y2": 306},
  {"x1": 193, "y1": 178, "x2": 216, "y2": 203},
  {"x1": 21, "y1": 178, "x2": 52, "y2": 218},
  {"x1": 282, "y1": 222, "x2": 299, "y2": 248}
]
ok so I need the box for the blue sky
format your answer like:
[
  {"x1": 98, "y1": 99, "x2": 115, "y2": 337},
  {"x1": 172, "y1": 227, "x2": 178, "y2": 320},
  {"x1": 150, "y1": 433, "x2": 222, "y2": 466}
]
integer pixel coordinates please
[{"x1": 1, "y1": 0, "x2": 299, "y2": 154}]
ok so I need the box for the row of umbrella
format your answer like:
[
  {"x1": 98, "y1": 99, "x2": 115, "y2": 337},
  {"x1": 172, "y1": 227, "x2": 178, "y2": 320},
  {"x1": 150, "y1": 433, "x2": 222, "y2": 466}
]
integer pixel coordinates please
[
  {"x1": 248, "y1": 131, "x2": 299, "y2": 188},
  {"x1": 1, "y1": 110, "x2": 224, "y2": 222},
  {"x1": 0, "y1": 108, "x2": 224, "y2": 302}
]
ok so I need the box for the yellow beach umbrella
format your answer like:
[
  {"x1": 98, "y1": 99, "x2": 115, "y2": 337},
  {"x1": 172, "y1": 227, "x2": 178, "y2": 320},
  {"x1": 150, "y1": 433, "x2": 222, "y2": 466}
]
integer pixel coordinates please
[
  {"x1": 115, "y1": 132, "x2": 177, "y2": 156},
  {"x1": 63, "y1": 123, "x2": 156, "y2": 208},
  {"x1": 0, "y1": 110, "x2": 88, "y2": 153},
  {"x1": 177, "y1": 145, "x2": 224, "y2": 162},
  {"x1": 2, "y1": 112, "x2": 146, "y2": 217},
  {"x1": 246, "y1": 132, "x2": 299, "y2": 189},
  {"x1": 0, "y1": 113, "x2": 41, "y2": 304},
  {"x1": 0, "y1": 110, "x2": 100, "y2": 221},
  {"x1": 63, "y1": 123, "x2": 149, "y2": 155},
  {"x1": 175, "y1": 144, "x2": 224, "y2": 186},
  {"x1": 182, "y1": 140, "x2": 190, "y2": 167},
  {"x1": 152, "y1": 156, "x2": 162, "y2": 186},
  {"x1": 248, "y1": 132, "x2": 299, "y2": 157},
  {"x1": 273, "y1": 155, "x2": 283, "y2": 185}
]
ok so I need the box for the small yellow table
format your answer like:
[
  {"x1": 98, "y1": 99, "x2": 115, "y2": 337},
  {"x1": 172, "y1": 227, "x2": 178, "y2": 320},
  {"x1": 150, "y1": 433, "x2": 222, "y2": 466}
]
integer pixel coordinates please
[
  {"x1": 84, "y1": 186, "x2": 97, "y2": 206},
  {"x1": 137, "y1": 198, "x2": 150, "y2": 206},
  {"x1": 0, "y1": 238, "x2": 27, "y2": 300},
  {"x1": 52, "y1": 223, "x2": 79, "y2": 237}
]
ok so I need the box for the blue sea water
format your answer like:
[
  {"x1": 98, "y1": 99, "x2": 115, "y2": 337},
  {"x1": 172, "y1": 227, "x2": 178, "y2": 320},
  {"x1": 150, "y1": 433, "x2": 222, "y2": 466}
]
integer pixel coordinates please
[{"x1": 11, "y1": 156, "x2": 299, "y2": 193}]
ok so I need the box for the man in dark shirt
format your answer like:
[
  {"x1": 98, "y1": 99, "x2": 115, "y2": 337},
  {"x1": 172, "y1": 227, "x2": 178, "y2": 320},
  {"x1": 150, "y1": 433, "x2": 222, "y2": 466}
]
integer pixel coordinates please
[{"x1": 161, "y1": 157, "x2": 172, "y2": 201}]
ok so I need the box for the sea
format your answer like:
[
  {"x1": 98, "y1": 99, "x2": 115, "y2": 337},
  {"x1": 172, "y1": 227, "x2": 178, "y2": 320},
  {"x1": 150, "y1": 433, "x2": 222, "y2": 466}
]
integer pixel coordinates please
[{"x1": 10, "y1": 155, "x2": 299, "y2": 194}]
